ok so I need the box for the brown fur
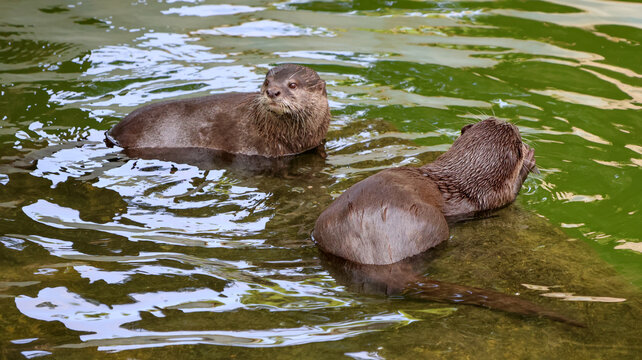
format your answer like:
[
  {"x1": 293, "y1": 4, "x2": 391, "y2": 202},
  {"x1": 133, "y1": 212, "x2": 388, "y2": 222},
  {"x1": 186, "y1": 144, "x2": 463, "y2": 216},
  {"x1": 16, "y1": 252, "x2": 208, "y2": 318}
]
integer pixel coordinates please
[
  {"x1": 106, "y1": 64, "x2": 330, "y2": 158},
  {"x1": 313, "y1": 118, "x2": 537, "y2": 265}
]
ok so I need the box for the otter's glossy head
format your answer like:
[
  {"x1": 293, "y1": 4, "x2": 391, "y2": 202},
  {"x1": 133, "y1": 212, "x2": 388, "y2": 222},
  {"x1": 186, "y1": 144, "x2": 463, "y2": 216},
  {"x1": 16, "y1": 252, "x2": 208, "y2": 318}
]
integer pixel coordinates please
[
  {"x1": 461, "y1": 118, "x2": 536, "y2": 183},
  {"x1": 458, "y1": 117, "x2": 536, "y2": 183},
  {"x1": 259, "y1": 64, "x2": 327, "y2": 116},
  {"x1": 435, "y1": 117, "x2": 537, "y2": 212}
]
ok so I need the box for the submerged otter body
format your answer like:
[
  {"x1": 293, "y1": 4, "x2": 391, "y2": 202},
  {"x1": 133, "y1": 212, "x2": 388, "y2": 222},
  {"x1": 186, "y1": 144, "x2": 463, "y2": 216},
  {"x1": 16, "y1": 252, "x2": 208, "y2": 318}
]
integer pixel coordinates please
[
  {"x1": 106, "y1": 64, "x2": 330, "y2": 158},
  {"x1": 319, "y1": 251, "x2": 582, "y2": 327},
  {"x1": 313, "y1": 118, "x2": 537, "y2": 265}
]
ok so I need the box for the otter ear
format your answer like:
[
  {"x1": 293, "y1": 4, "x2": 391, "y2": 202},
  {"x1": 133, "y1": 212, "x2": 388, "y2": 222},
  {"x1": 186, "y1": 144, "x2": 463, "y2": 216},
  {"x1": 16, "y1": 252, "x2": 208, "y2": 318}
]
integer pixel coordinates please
[{"x1": 460, "y1": 123, "x2": 473, "y2": 135}]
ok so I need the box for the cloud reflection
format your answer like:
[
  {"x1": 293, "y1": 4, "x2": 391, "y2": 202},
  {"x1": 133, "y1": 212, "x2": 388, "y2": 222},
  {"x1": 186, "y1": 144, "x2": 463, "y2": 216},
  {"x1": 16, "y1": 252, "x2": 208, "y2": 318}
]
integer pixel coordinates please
[
  {"x1": 15, "y1": 285, "x2": 407, "y2": 351},
  {"x1": 161, "y1": 4, "x2": 265, "y2": 17},
  {"x1": 195, "y1": 20, "x2": 334, "y2": 38}
]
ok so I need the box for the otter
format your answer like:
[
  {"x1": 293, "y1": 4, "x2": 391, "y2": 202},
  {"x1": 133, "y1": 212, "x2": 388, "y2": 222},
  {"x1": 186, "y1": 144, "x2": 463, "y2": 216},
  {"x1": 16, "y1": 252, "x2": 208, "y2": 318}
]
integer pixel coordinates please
[
  {"x1": 311, "y1": 119, "x2": 585, "y2": 326},
  {"x1": 313, "y1": 118, "x2": 537, "y2": 265},
  {"x1": 105, "y1": 64, "x2": 330, "y2": 158}
]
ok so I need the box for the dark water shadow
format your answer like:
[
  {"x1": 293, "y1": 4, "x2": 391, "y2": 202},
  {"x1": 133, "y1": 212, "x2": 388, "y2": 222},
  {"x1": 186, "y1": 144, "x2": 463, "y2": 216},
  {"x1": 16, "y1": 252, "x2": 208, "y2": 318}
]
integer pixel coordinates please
[
  {"x1": 318, "y1": 248, "x2": 584, "y2": 327},
  {"x1": 121, "y1": 145, "x2": 328, "y2": 178}
]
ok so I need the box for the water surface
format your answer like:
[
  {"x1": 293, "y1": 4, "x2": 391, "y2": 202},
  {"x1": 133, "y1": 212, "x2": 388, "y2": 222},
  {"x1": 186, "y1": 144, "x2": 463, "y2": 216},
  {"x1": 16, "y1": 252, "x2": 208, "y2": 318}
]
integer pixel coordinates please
[{"x1": 1, "y1": 0, "x2": 640, "y2": 358}]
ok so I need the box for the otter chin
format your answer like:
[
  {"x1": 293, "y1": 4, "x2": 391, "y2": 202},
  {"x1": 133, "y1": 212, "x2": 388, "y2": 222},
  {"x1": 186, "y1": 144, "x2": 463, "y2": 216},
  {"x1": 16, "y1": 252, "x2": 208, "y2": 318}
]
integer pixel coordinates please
[
  {"x1": 313, "y1": 118, "x2": 538, "y2": 265},
  {"x1": 105, "y1": 64, "x2": 330, "y2": 158},
  {"x1": 265, "y1": 100, "x2": 287, "y2": 116}
]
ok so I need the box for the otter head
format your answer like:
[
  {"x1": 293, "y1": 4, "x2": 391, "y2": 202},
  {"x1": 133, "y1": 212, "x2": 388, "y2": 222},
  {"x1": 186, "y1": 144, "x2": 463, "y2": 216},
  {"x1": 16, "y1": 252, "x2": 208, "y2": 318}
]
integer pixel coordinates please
[
  {"x1": 433, "y1": 118, "x2": 537, "y2": 213},
  {"x1": 259, "y1": 64, "x2": 327, "y2": 117}
]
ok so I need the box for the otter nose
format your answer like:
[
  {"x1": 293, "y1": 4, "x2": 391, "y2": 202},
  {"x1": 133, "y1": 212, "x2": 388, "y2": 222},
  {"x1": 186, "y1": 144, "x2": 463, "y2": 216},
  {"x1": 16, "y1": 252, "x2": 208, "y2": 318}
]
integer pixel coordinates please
[{"x1": 266, "y1": 88, "x2": 281, "y2": 99}]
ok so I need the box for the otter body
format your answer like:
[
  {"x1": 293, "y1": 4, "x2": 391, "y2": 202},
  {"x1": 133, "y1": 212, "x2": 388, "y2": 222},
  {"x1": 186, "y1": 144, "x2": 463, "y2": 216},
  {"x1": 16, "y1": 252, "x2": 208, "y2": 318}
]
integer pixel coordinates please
[
  {"x1": 313, "y1": 167, "x2": 449, "y2": 265},
  {"x1": 313, "y1": 118, "x2": 537, "y2": 265},
  {"x1": 106, "y1": 64, "x2": 330, "y2": 158},
  {"x1": 313, "y1": 120, "x2": 584, "y2": 326}
]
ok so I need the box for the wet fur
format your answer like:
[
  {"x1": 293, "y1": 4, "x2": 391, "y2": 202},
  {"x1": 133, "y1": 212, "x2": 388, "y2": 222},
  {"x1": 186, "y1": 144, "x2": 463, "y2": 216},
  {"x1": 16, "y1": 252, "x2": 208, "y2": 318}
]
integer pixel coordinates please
[
  {"x1": 106, "y1": 64, "x2": 330, "y2": 158},
  {"x1": 313, "y1": 118, "x2": 537, "y2": 265},
  {"x1": 314, "y1": 119, "x2": 583, "y2": 326}
]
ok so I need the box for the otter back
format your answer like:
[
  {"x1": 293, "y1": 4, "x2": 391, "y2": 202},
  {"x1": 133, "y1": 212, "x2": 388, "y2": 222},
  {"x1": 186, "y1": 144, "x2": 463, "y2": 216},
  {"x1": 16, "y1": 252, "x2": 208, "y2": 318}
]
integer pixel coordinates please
[
  {"x1": 108, "y1": 93, "x2": 252, "y2": 151},
  {"x1": 313, "y1": 167, "x2": 449, "y2": 265}
]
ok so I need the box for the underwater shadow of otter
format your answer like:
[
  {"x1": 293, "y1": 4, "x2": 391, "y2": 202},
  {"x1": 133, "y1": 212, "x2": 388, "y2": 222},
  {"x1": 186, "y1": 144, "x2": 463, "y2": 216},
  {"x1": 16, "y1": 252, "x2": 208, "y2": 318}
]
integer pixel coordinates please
[
  {"x1": 318, "y1": 249, "x2": 584, "y2": 327},
  {"x1": 122, "y1": 144, "x2": 327, "y2": 178}
]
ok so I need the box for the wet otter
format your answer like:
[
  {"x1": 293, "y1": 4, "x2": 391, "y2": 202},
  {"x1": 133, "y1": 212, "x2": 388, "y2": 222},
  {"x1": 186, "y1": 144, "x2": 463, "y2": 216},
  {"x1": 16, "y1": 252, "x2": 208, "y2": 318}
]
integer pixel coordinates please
[
  {"x1": 312, "y1": 119, "x2": 583, "y2": 326},
  {"x1": 105, "y1": 64, "x2": 330, "y2": 158},
  {"x1": 313, "y1": 118, "x2": 537, "y2": 265}
]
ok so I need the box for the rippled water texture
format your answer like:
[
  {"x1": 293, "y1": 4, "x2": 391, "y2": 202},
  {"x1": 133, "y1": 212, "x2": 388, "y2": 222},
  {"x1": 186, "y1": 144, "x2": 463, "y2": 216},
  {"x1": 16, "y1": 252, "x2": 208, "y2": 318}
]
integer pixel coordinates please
[{"x1": 1, "y1": 0, "x2": 641, "y2": 358}]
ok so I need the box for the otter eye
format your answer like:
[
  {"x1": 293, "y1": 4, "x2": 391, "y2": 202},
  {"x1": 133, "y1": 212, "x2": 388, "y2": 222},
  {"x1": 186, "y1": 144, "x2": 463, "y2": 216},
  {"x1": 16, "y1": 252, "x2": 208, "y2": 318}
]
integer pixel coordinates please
[
  {"x1": 288, "y1": 82, "x2": 297, "y2": 89},
  {"x1": 264, "y1": 80, "x2": 269, "y2": 87}
]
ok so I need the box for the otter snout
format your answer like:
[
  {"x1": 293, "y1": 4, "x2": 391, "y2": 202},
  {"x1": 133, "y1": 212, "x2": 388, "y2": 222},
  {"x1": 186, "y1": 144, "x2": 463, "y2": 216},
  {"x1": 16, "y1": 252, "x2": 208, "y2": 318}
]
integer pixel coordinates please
[{"x1": 266, "y1": 88, "x2": 281, "y2": 99}]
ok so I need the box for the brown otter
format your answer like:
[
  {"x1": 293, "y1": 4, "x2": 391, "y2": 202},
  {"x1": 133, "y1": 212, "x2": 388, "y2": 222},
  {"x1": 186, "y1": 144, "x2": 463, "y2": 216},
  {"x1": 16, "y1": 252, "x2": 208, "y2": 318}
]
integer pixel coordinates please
[
  {"x1": 313, "y1": 117, "x2": 537, "y2": 265},
  {"x1": 105, "y1": 64, "x2": 330, "y2": 158},
  {"x1": 312, "y1": 118, "x2": 584, "y2": 326}
]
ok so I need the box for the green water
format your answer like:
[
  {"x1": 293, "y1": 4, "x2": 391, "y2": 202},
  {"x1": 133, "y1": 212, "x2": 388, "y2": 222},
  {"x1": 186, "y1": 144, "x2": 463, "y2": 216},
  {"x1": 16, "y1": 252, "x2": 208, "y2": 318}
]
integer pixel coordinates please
[{"x1": 1, "y1": 0, "x2": 640, "y2": 358}]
